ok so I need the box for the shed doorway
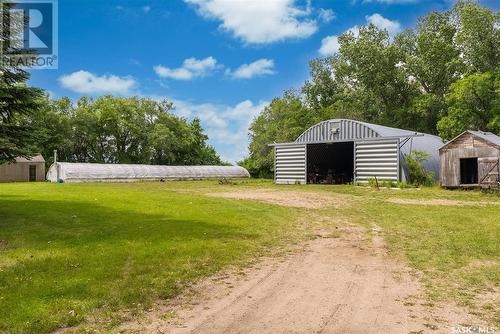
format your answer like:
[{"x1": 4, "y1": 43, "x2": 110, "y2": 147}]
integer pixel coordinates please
[
  {"x1": 307, "y1": 142, "x2": 354, "y2": 184},
  {"x1": 29, "y1": 165, "x2": 37, "y2": 182},
  {"x1": 460, "y1": 158, "x2": 478, "y2": 185}
]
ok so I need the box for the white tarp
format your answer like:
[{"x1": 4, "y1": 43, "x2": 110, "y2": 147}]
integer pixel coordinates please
[{"x1": 46, "y1": 162, "x2": 250, "y2": 182}]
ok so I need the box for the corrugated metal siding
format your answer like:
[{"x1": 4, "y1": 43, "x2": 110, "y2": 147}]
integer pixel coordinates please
[
  {"x1": 296, "y1": 120, "x2": 379, "y2": 143},
  {"x1": 355, "y1": 139, "x2": 400, "y2": 182},
  {"x1": 275, "y1": 144, "x2": 306, "y2": 184}
]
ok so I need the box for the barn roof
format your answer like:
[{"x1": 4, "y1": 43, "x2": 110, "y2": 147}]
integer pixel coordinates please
[
  {"x1": 440, "y1": 130, "x2": 500, "y2": 149},
  {"x1": 269, "y1": 119, "x2": 442, "y2": 145},
  {"x1": 14, "y1": 154, "x2": 45, "y2": 163}
]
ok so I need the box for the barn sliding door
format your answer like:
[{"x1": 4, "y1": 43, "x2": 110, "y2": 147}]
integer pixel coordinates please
[
  {"x1": 274, "y1": 144, "x2": 306, "y2": 184},
  {"x1": 354, "y1": 139, "x2": 400, "y2": 183}
]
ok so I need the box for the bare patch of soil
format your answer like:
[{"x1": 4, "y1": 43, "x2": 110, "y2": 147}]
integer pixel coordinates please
[
  {"x1": 117, "y1": 224, "x2": 485, "y2": 334},
  {"x1": 0, "y1": 239, "x2": 8, "y2": 251},
  {"x1": 208, "y1": 189, "x2": 348, "y2": 209},
  {"x1": 387, "y1": 198, "x2": 500, "y2": 206}
]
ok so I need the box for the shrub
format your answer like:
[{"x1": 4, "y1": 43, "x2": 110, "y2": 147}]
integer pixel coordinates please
[{"x1": 405, "y1": 150, "x2": 435, "y2": 186}]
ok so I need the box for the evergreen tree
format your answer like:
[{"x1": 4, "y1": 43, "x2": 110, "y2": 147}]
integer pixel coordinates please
[{"x1": 0, "y1": 2, "x2": 45, "y2": 163}]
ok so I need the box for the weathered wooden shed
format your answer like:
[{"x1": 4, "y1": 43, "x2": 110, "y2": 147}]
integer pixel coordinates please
[
  {"x1": 0, "y1": 155, "x2": 46, "y2": 182},
  {"x1": 439, "y1": 131, "x2": 500, "y2": 188}
]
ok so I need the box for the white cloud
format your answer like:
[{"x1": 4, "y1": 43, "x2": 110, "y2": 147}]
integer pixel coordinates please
[
  {"x1": 184, "y1": 0, "x2": 318, "y2": 44},
  {"x1": 318, "y1": 13, "x2": 400, "y2": 56},
  {"x1": 226, "y1": 59, "x2": 275, "y2": 79},
  {"x1": 318, "y1": 8, "x2": 335, "y2": 23},
  {"x1": 366, "y1": 13, "x2": 401, "y2": 37},
  {"x1": 142, "y1": 5, "x2": 151, "y2": 13},
  {"x1": 59, "y1": 70, "x2": 136, "y2": 95},
  {"x1": 154, "y1": 56, "x2": 219, "y2": 80},
  {"x1": 319, "y1": 35, "x2": 340, "y2": 56},
  {"x1": 223, "y1": 100, "x2": 266, "y2": 123},
  {"x1": 319, "y1": 26, "x2": 359, "y2": 56},
  {"x1": 170, "y1": 98, "x2": 268, "y2": 162}
]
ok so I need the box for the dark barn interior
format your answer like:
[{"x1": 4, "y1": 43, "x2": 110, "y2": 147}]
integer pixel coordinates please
[
  {"x1": 307, "y1": 142, "x2": 354, "y2": 184},
  {"x1": 460, "y1": 157, "x2": 478, "y2": 184}
]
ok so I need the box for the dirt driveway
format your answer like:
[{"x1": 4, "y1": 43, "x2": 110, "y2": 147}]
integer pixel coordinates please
[
  {"x1": 208, "y1": 189, "x2": 350, "y2": 209},
  {"x1": 120, "y1": 190, "x2": 483, "y2": 334},
  {"x1": 164, "y1": 226, "x2": 434, "y2": 334},
  {"x1": 121, "y1": 231, "x2": 481, "y2": 333}
]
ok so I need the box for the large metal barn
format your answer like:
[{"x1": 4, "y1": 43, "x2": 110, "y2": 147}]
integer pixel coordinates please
[{"x1": 270, "y1": 119, "x2": 443, "y2": 185}]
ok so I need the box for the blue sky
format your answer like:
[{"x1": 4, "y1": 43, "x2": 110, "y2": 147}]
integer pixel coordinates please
[{"x1": 30, "y1": 0, "x2": 499, "y2": 162}]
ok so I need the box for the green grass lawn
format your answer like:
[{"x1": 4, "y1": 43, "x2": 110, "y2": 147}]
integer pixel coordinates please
[
  {"x1": 0, "y1": 181, "x2": 304, "y2": 333},
  {"x1": 1, "y1": 180, "x2": 499, "y2": 332}
]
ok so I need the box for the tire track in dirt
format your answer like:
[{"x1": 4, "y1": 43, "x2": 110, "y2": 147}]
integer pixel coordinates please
[{"x1": 119, "y1": 224, "x2": 486, "y2": 334}]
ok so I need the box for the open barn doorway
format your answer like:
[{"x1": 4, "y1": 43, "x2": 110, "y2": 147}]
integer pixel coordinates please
[{"x1": 307, "y1": 142, "x2": 354, "y2": 184}]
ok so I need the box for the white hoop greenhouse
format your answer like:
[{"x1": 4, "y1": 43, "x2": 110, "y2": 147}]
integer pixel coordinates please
[{"x1": 46, "y1": 163, "x2": 250, "y2": 183}]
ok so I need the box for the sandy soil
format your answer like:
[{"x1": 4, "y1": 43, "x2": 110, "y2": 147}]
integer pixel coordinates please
[
  {"x1": 119, "y1": 224, "x2": 484, "y2": 334},
  {"x1": 208, "y1": 189, "x2": 349, "y2": 209},
  {"x1": 387, "y1": 198, "x2": 500, "y2": 206}
]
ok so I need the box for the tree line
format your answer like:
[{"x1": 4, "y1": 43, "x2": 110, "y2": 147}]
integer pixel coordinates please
[
  {"x1": 241, "y1": 1, "x2": 499, "y2": 177},
  {"x1": 23, "y1": 96, "x2": 222, "y2": 166},
  {"x1": 1, "y1": 91, "x2": 223, "y2": 166},
  {"x1": 0, "y1": 64, "x2": 222, "y2": 166}
]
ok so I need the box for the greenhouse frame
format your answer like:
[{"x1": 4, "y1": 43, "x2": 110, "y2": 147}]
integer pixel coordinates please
[
  {"x1": 46, "y1": 163, "x2": 250, "y2": 183},
  {"x1": 270, "y1": 119, "x2": 444, "y2": 185}
]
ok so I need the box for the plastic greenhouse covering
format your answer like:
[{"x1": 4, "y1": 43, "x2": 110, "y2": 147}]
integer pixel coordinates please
[{"x1": 46, "y1": 163, "x2": 250, "y2": 182}]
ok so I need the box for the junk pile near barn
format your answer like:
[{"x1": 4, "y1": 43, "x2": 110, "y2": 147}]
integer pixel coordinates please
[{"x1": 439, "y1": 131, "x2": 500, "y2": 189}]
